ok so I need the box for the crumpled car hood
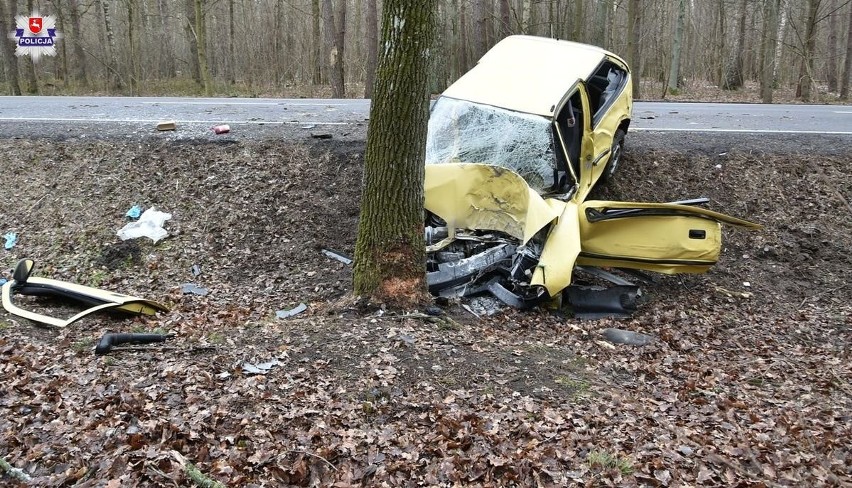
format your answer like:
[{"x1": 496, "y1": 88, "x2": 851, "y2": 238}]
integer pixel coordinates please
[
  {"x1": 424, "y1": 163, "x2": 762, "y2": 302},
  {"x1": 424, "y1": 163, "x2": 560, "y2": 244}
]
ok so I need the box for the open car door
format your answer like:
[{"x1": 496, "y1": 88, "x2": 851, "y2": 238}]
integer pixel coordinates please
[{"x1": 576, "y1": 200, "x2": 762, "y2": 274}]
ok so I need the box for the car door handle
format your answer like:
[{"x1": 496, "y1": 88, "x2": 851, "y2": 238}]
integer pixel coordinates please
[{"x1": 592, "y1": 149, "x2": 611, "y2": 166}]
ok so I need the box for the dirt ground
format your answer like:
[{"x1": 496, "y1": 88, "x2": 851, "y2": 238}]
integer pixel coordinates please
[{"x1": 0, "y1": 136, "x2": 849, "y2": 487}]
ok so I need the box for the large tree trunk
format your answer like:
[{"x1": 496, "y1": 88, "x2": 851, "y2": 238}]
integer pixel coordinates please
[
  {"x1": 364, "y1": 0, "x2": 378, "y2": 97},
  {"x1": 0, "y1": 0, "x2": 21, "y2": 95},
  {"x1": 841, "y1": 1, "x2": 852, "y2": 99},
  {"x1": 353, "y1": 0, "x2": 435, "y2": 306},
  {"x1": 722, "y1": 0, "x2": 748, "y2": 90},
  {"x1": 626, "y1": 0, "x2": 642, "y2": 99},
  {"x1": 760, "y1": 0, "x2": 781, "y2": 102},
  {"x1": 322, "y1": 0, "x2": 344, "y2": 97},
  {"x1": 667, "y1": 0, "x2": 686, "y2": 94},
  {"x1": 796, "y1": 0, "x2": 819, "y2": 101}
]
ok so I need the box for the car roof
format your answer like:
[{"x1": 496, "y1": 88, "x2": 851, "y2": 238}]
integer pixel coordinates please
[{"x1": 442, "y1": 35, "x2": 626, "y2": 117}]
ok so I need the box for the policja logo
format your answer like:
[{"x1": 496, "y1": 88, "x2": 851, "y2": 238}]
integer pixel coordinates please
[{"x1": 10, "y1": 11, "x2": 60, "y2": 61}]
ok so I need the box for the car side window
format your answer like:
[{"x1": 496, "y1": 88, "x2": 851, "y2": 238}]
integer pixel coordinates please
[{"x1": 587, "y1": 61, "x2": 628, "y2": 126}]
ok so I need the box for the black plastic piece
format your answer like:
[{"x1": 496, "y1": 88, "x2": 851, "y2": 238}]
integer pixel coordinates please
[{"x1": 95, "y1": 333, "x2": 172, "y2": 355}]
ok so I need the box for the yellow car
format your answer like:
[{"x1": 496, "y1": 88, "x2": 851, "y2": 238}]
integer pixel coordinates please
[{"x1": 424, "y1": 36, "x2": 760, "y2": 315}]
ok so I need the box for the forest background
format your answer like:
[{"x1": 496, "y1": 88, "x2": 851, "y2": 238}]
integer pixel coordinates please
[{"x1": 1, "y1": 0, "x2": 851, "y2": 103}]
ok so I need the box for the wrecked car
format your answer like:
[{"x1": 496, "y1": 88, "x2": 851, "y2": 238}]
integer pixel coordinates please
[{"x1": 423, "y1": 36, "x2": 760, "y2": 315}]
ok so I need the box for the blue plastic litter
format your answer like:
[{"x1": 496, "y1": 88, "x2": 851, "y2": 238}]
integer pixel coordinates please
[
  {"x1": 126, "y1": 205, "x2": 143, "y2": 219},
  {"x1": 0, "y1": 278, "x2": 7, "y2": 286},
  {"x1": 3, "y1": 232, "x2": 17, "y2": 250}
]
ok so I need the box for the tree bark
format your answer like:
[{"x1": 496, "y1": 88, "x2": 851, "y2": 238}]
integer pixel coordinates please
[
  {"x1": 183, "y1": 0, "x2": 200, "y2": 83},
  {"x1": 459, "y1": 0, "x2": 469, "y2": 72},
  {"x1": 353, "y1": 0, "x2": 434, "y2": 306},
  {"x1": 722, "y1": 0, "x2": 748, "y2": 90},
  {"x1": 667, "y1": 0, "x2": 685, "y2": 94},
  {"x1": 322, "y1": 0, "x2": 344, "y2": 97},
  {"x1": 99, "y1": 0, "x2": 123, "y2": 90},
  {"x1": 841, "y1": 1, "x2": 852, "y2": 99},
  {"x1": 0, "y1": 0, "x2": 21, "y2": 95},
  {"x1": 67, "y1": 0, "x2": 88, "y2": 87},
  {"x1": 827, "y1": 0, "x2": 839, "y2": 91},
  {"x1": 21, "y1": 0, "x2": 38, "y2": 94},
  {"x1": 128, "y1": 0, "x2": 137, "y2": 93},
  {"x1": 626, "y1": 0, "x2": 642, "y2": 99},
  {"x1": 474, "y1": 0, "x2": 487, "y2": 61},
  {"x1": 312, "y1": 0, "x2": 322, "y2": 84},
  {"x1": 796, "y1": 0, "x2": 820, "y2": 101},
  {"x1": 364, "y1": 0, "x2": 378, "y2": 97},
  {"x1": 760, "y1": 0, "x2": 780, "y2": 102},
  {"x1": 194, "y1": 0, "x2": 212, "y2": 95},
  {"x1": 227, "y1": 0, "x2": 235, "y2": 84},
  {"x1": 499, "y1": 0, "x2": 511, "y2": 39}
]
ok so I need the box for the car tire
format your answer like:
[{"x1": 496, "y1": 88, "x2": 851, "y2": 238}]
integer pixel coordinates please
[{"x1": 601, "y1": 128, "x2": 626, "y2": 182}]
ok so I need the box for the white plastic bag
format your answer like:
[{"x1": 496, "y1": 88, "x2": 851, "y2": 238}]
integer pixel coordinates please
[{"x1": 117, "y1": 207, "x2": 172, "y2": 243}]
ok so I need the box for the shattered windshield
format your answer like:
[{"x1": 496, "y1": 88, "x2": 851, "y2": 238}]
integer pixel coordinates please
[{"x1": 425, "y1": 97, "x2": 557, "y2": 194}]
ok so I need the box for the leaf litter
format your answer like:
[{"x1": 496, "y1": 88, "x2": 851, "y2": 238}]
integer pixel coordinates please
[{"x1": 0, "y1": 138, "x2": 849, "y2": 486}]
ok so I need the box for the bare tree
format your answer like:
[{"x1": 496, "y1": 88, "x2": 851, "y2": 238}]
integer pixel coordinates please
[
  {"x1": 364, "y1": 0, "x2": 378, "y2": 97},
  {"x1": 0, "y1": 0, "x2": 21, "y2": 95},
  {"x1": 67, "y1": 0, "x2": 88, "y2": 87},
  {"x1": 322, "y1": 0, "x2": 345, "y2": 97},
  {"x1": 668, "y1": 0, "x2": 686, "y2": 94},
  {"x1": 841, "y1": 0, "x2": 852, "y2": 99},
  {"x1": 796, "y1": 0, "x2": 820, "y2": 100},
  {"x1": 353, "y1": 0, "x2": 435, "y2": 306},
  {"x1": 827, "y1": 0, "x2": 839, "y2": 91},
  {"x1": 627, "y1": 0, "x2": 642, "y2": 98},
  {"x1": 723, "y1": 0, "x2": 749, "y2": 90},
  {"x1": 761, "y1": 0, "x2": 782, "y2": 102}
]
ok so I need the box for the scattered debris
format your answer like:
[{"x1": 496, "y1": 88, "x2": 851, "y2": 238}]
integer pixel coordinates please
[
  {"x1": 212, "y1": 124, "x2": 230, "y2": 134},
  {"x1": 190, "y1": 264, "x2": 202, "y2": 277},
  {"x1": 116, "y1": 207, "x2": 172, "y2": 243},
  {"x1": 125, "y1": 205, "x2": 142, "y2": 219},
  {"x1": 0, "y1": 456, "x2": 31, "y2": 482},
  {"x1": 322, "y1": 248, "x2": 352, "y2": 265},
  {"x1": 566, "y1": 285, "x2": 640, "y2": 319},
  {"x1": 156, "y1": 120, "x2": 176, "y2": 131},
  {"x1": 601, "y1": 328, "x2": 655, "y2": 346},
  {"x1": 1, "y1": 259, "x2": 169, "y2": 327},
  {"x1": 311, "y1": 132, "x2": 333, "y2": 139},
  {"x1": 181, "y1": 283, "x2": 209, "y2": 296},
  {"x1": 3, "y1": 232, "x2": 17, "y2": 250},
  {"x1": 714, "y1": 285, "x2": 753, "y2": 299},
  {"x1": 242, "y1": 359, "x2": 280, "y2": 375},
  {"x1": 95, "y1": 332, "x2": 173, "y2": 355},
  {"x1": 276, "y1": 303, "x2": 307, "y2": 319}
]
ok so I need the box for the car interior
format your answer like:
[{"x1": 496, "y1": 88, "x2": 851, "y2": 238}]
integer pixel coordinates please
[{"x1": 587, "y1": 61, "x2": 628, "y2": 126}]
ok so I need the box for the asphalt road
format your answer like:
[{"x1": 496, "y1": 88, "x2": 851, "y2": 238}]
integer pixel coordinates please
[{"x1": 0, "y1": 96, "x2": 850, "y2": 153}]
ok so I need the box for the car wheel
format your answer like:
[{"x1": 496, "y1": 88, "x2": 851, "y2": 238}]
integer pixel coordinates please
[{"x1": 602, "y1": 129, "x2": 626, "y2": 182}]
